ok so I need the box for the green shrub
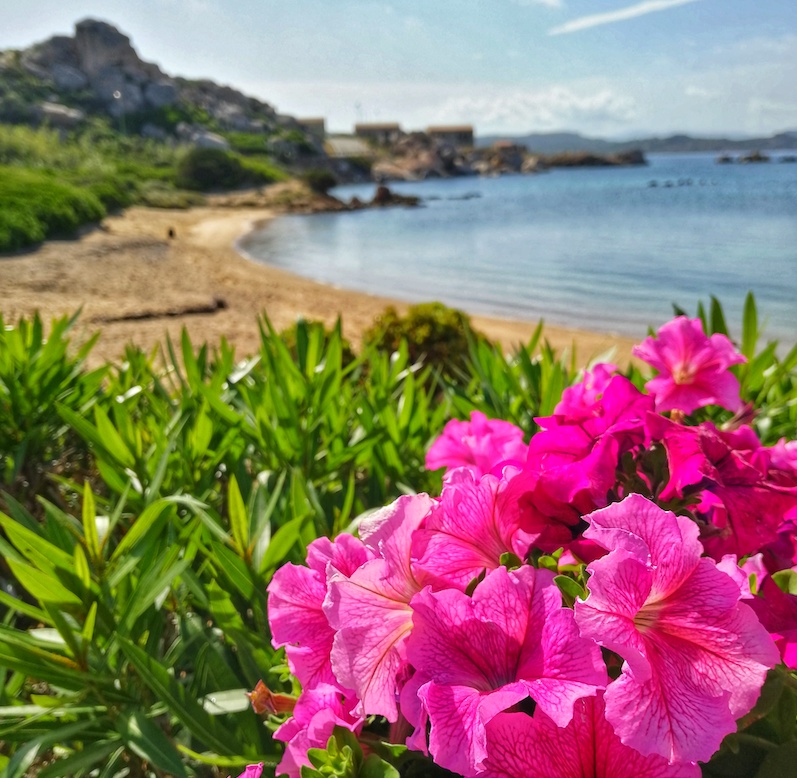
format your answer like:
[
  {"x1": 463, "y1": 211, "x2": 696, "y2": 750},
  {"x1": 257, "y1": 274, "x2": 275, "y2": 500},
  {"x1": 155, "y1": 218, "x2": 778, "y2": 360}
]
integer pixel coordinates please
[
  {"x1": 301, "y1": 167, "x2": 338, "y2": 194},
  {"x1": 0, "y1": 207, "x2": 45, "y2": 251},
  {"x1": 175, "y1": 146, "x2": 247, "y2": 191},
  {"x1": 364, "y1": 301, "x2": 483, "y2": 379},
  {"x1": 239, "y1": 154, "x2": 289, "y2": 183},
  {"x1": 83, "y1": 176, "x2": 137, "y2": 211},
  {"x1": 0, "y1": 166, "x2": 105, "y2": 251}
]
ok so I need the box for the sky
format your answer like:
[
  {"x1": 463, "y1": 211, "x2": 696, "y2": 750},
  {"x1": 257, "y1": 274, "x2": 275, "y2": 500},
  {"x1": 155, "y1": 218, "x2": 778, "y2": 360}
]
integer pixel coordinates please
[{"x1": 3, "y1": 0, "x2": 797, "y2": 138}]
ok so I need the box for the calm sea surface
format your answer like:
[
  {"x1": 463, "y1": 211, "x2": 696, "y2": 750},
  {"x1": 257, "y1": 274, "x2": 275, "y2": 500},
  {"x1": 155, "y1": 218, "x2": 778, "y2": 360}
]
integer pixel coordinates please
[{"x1": 239, "y1": 154, "x2": 797, "y2": 345}]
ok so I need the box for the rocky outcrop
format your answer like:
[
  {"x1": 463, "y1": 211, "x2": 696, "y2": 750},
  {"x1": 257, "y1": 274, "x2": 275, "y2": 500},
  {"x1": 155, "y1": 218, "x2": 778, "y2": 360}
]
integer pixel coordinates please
[
  {"x1": 4, "y1": 18, "x2": 280, "y2": 136},
  {"x1": 372, "y1": 131, "x2": 475, "y2": 181}
]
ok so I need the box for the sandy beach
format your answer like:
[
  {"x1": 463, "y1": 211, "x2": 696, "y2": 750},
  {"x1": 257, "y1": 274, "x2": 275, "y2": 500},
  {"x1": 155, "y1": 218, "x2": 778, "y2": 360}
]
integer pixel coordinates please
[{"x1": 0, "y1": 203, "x2": 640, "y2": 367}]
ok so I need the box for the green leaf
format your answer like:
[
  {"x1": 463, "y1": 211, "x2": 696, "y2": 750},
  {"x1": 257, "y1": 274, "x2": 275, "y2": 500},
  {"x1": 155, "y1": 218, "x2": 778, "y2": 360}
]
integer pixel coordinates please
[
  {"x1": 6, "y1": 559, "x2": 81, "y2": 606},
  {"x1": 118, "y1": 637, "x2": 241, "y2": 756},
  {"x1": 554, "y1": 574, "x2": 586, "y2": 603},
  {"x1": 110, "y1": 500, "x2": 173, "y2": 564},
  {"x1": 36, "y1": 739, "x2": 122, "y2": 778},
  {"x1": 0, "y1": 511, "x2": 75, "y2": 573},
  {"x1": 755, "y1": 742, "x2": 797, "y2": 777},
  {"x1": 228, "y1": 475, "x2": 249, "y2": 557},
  {"x1": 94, "y1": 405, "x2": 136, "y2": 469},
  {"x1": 4, "y1": 719, "x2": 96, "y2": 778},
  {"x1": 117, "y1": 709, "x2": 188, "y2": 777},
  {"x1": 742, "y1": 291, "x2": 759, "y2": 359},
  {"x1": 82, "y1": 481, "x2": 100, "y2": 563},
  {"x1": 261, "y1": 515, "x2": 307, "y2": 573},
  {"x1": 360, "y1": 753, "x2": 400, "y2": 778},
  {"x1": 710, "y1": 295, "x2": 729, "y2": 337}
]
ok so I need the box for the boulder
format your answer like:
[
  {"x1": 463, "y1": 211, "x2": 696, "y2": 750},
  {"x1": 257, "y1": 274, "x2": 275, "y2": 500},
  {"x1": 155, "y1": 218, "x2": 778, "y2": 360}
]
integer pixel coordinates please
[
  {"x1": 193, "y1": 130, "x2": 230, "y2": 151},
  {"x1": 74, "y1": 19, "x2": 140, "y2": 77},
  {"x1": 21, "y1": 35, "x2": 79, "y2": 75},
  {"x1": 51, "y1": 63, "x2": 88, "y2": 90},
  {"x1": 141, "y1": 123, "x2": 170, "y2": 141},
  {"x1": 39, "y1": 101, "x2": 85, "y2": 128},
  {"x1": 144, "y1": 80, "x2": 177, "y2": 108}
]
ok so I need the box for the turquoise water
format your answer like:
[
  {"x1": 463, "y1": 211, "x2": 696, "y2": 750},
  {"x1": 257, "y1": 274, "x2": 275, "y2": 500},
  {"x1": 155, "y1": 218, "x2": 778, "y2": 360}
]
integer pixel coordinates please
[{"x1": 239, "y1": 154, "x2": 797, "y2": 344}]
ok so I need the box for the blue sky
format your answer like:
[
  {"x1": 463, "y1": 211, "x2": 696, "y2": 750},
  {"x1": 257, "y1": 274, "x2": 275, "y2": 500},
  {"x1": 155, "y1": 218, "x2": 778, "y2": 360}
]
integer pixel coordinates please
[{"x1": 4, "y1": 0, "x2": 797, "y2": 137}]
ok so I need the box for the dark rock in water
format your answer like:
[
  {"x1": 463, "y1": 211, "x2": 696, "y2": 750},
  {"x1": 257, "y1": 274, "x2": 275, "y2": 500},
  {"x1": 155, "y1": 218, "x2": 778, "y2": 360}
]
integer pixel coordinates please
[
  {"x1": 739, "y1": 150, "x2": 770, "y2": 163},
  {"x1": 716, "y1": 154, "x2": 734, "y2": 164},
  {"x1": 371, "y1": 185, "x2": 420, "y2": 207},
  {"x1": 779, "y1": 155, "x2": 797, "y2": 163}
]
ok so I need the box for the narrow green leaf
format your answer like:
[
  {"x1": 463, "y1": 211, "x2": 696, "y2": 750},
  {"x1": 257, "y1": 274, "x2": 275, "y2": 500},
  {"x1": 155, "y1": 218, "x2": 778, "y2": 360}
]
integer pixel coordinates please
[
  {"x1": 118, "y1": 637, "x2": 240, "y2": 756},
  {"x1": 118, "y1": 709, "x2": 188, "y2": 777},
  {"x1": 37, "y1": 739, "x2": 121, "y2": 778},
  {"x1": 73, "y1": 543, "x2": 91, "y2": 590},
  {"x1": 93, "y1": 405, "x2": 136, "y2": 469},
  {"x1": 0, "y1": 512, "x2": 74, "y2": 573},
  {"x1": 110, "y1": 500, "x2": 173, "y2": 564},
  {"x1": 228, "y1": 476, "x2": 249, "y2": 557},
  {"x1": 709, "y1": 296, "x2": 729, "y2": 336},
  {"x1": 742, "y1": 291, "x2": 759, "y2": 360},
  {"x1": 5, "y1": 719, "x2": 96, "y2": 778},
  {"x1": 6, "y1": 559, "x2": 81, "y2": 607},
  {"x1": 82, "y1": 482, "x2": 100, "y2": 565},
  {"x1": 261, "y1": 515, "x2": 306, "y2": 573}
]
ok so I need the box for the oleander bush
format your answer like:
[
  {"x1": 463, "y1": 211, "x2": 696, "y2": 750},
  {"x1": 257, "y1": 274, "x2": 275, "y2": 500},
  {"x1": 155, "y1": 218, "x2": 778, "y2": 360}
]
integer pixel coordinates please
[{"x1": 0, "y1": 295, "x2": 795, "y2": 777}]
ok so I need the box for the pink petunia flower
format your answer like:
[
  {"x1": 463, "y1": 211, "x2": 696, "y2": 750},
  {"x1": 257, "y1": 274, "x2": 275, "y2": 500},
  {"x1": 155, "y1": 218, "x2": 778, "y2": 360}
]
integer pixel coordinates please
[
  {"x1": 406, "y1": 565, "x2": 607, "y2": 777},
  {"x1": 412, "y1": 468, "x2": 537, "y2": 590},
  {"x1": 750, "y1": 576, "x2": 797, "y2": 669},
  {"x1": 575, "y1": 494, "x2": 779, "y2": 764},
  {"x1": 273, "y1": 684, "x2": 363, "y2": 778},
  {"x1": 528, "y1": 375, "x2": 653, "y2": 506},
  {"x1": 648, "y1": 415, "x2": 797, "y2": 558},
  {"x1": 267, "y1": 534, "x2": 373, "y2": 690},
  {"x1": 632, "y1": 316, "x2": 746, "y2": 414},
  {"x1": 481, "y1": 692, "x2": 700, "y2": 778},
  {"x1": 425, "y1": 411, "x2": 528, "y2": 478},
  {"x1": 554, "y1": 363, "x2": 619, "y2": 421},
  {"x1": 324, "y1": 493, "x2": 434, "y2": 720}
]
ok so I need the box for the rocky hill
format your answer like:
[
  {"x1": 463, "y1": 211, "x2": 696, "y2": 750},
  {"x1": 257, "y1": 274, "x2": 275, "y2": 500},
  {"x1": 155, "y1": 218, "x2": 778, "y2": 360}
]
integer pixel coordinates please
[{"x1": 0, "y1": 18, "x2": 317, "y2": 152}]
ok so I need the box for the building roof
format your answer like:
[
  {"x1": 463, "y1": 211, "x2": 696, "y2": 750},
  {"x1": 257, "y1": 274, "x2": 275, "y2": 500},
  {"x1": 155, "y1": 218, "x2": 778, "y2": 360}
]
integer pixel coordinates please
[{"x1": 298, "y1": 117, "x2": 326, "y2": 125}]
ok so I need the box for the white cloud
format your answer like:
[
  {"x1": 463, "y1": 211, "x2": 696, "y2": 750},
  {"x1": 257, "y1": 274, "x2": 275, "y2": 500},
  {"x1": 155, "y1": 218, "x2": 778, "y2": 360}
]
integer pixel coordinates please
[
  {"x1": 549, "y1": 0, "x2": 700, "y2": 36},
  {"x1": 433, "y1": 86, "x2": 637, "y2": 132}
]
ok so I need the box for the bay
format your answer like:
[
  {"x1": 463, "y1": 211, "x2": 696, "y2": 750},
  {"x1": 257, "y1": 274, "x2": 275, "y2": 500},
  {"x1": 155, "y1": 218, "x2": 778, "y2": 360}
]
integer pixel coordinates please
[{"x1": 239, "y1": 153, "x2": 797, "y2": 345}]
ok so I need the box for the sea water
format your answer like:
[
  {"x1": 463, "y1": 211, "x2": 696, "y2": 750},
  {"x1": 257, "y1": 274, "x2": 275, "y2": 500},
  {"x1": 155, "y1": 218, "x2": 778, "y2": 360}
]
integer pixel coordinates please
[{"x1": 239, "y1": 154, "x2": 797, "y2": 345}]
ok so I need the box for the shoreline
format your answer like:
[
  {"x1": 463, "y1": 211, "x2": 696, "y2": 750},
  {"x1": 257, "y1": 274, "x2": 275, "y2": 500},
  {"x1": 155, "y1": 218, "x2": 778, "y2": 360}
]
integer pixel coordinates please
[{"x1": 0, "y1": 204, "x2": 640, "y2": 368}]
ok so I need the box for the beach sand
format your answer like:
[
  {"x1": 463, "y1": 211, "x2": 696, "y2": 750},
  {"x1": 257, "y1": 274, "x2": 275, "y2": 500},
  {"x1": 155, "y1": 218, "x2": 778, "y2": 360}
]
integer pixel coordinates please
[{"x1": 0, "y1": 205, "x2": 639, "y2": 367}]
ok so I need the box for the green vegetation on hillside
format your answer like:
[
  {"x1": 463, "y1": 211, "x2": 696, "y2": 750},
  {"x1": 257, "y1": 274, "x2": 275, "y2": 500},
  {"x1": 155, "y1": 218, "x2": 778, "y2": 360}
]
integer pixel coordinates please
[{"x1": 0, "y1": 122, "x2": 288, "y2": 252}]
